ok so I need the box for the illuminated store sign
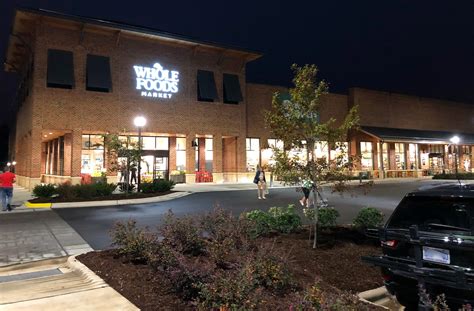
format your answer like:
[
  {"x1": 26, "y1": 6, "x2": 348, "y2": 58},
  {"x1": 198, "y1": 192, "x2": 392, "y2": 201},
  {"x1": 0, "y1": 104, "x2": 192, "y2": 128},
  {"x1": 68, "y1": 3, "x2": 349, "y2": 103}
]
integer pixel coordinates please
[{"x1": 133, "y1": 63, "x2": 179, "y2": 99}]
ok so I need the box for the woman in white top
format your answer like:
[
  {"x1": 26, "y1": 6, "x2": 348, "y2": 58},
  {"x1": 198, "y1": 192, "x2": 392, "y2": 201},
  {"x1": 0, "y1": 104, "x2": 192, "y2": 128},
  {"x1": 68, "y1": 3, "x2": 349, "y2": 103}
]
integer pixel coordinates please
[{"x1": 253, "y1": 166, "x2": 267, "y2": 199}]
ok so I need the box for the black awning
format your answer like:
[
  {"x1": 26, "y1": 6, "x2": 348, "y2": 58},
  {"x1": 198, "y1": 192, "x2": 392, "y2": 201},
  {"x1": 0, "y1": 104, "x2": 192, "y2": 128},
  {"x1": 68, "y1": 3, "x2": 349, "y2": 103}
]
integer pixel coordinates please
[
  {"x1": 197, "y1": 70, "x2": 218, "y2": 101},
  {"x1": 223, "y1": 73, "x2": 243, "y2": 103},
  {"x1": 47, "y1": 49, "x2": 74, "y2": 88},
  {"x1": 86, "y1": 54, "x2": 112, "y2": 92},
  {"x1": 361, "y1": 126, "x2": 474, "y2": 145}
]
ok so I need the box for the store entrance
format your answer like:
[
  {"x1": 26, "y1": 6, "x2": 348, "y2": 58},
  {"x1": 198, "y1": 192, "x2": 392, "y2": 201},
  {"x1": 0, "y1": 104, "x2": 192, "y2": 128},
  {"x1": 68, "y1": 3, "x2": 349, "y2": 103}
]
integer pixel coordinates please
[{"x1": 141, "y1": 150, "x2": 169, "y2": 181}]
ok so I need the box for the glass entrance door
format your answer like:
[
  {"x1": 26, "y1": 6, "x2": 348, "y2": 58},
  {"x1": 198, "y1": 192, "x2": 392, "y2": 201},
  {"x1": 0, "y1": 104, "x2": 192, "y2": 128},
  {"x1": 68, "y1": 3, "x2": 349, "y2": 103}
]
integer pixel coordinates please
[{"x1": 154, "y1": 156, "x2": 168, "y2": 180}]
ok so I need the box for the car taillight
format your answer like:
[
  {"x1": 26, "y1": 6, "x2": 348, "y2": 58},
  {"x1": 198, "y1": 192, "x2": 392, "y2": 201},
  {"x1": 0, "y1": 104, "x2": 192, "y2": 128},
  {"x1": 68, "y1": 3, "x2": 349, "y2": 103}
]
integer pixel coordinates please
[
  {"x1": 381, "y1": 240, "x2": 398, "y2": 248},
  {"x1": 382, "y1": 273, "x2": 392, "y2": 282}
]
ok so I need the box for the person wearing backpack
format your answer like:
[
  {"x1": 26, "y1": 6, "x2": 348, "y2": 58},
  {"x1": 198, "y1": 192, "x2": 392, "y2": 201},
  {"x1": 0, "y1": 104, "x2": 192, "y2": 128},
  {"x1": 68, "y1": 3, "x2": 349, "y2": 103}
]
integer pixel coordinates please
[{"x1": 0, "y1": 166, "x2": 16, "y2": 212}]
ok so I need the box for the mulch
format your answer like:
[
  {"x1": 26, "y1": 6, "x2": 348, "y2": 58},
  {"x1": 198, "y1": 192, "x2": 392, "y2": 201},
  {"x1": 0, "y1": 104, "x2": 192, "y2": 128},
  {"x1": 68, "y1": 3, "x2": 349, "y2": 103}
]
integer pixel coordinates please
[
  {"x1": 29, "y1": 190, "x2": 176, "y2": 203},
  {"x1": 78, "y1": 228, "x2": 383, "y2": 310}
]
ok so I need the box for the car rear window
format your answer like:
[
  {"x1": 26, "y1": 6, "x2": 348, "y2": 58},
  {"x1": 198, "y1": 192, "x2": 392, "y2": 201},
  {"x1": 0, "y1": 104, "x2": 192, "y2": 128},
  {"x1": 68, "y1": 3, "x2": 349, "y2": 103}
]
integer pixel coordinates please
[{"x1": 388, "y1": 196, "x2": 474, "y2": 233}]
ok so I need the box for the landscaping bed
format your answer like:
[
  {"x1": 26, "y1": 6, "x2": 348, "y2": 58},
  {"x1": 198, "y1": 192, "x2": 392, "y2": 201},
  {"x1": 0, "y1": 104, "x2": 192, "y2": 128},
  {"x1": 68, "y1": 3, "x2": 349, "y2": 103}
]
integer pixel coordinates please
[
  {"x1": 29, "y1": 190, "x2": 176, "y2": 203},
  {"x1": 78, "y1": 208, "x2": 383, "y2": 310}
]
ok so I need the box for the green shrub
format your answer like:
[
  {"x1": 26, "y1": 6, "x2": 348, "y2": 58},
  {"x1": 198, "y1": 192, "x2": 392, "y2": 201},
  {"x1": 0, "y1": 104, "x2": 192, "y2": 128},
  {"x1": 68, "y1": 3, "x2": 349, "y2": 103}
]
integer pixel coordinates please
[
  {"x1": 317, "y1": 208, "x2": 340, "y2": 227},
  {"x1": 268, "y1": 205, "x2": 301, "y2": 233},
  {"x1": 160, "y1": 211, "x2": 205, "y2": 256},
  {"x1": 140, "y1": 180, "x2": 175, "y2": 193},
  {"x1": 93, "y1": 182, "x2": 117, "y2": 196},
  {"x1": 246, "y1": 209, "x2": 274, "y2": 237},
  {"x1": 32, "y1": 184, "x2": 56, "y2": 198},
  {"x1": 55, "y1": 182, "x2": 76, "y2": 200},
  {"x1": 353, "y1": 207, "x2": 384, "y2": 229},
  {"x1": 167, "y1": 259, "x2": 212, "y2": 301},
  {"x1": 246, "y1": 205, "x2": 301, "y2": 237},
  {"x1": 433, "y1": 172, "x2": 474, "y2": 180},
  {"x1": 73, "y1": 184, "x2": 97, "y2": 199},
  {"x1": 110, "y1": 219, "x2": 157, "y2": 262}
]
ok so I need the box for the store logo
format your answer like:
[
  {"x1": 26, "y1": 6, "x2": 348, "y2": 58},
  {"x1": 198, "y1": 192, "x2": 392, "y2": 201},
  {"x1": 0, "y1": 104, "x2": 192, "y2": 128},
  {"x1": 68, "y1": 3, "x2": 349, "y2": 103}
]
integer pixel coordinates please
[{"x1": 133, "y1": 63, "x2": 180, "y2": 99}]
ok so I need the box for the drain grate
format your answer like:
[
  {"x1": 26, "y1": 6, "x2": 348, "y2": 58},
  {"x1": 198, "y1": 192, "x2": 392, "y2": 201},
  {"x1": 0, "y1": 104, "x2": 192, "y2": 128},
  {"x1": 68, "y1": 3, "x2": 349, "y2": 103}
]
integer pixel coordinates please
[{"x1": 0, "y1": 268, "x2": 63, "y2": 283}]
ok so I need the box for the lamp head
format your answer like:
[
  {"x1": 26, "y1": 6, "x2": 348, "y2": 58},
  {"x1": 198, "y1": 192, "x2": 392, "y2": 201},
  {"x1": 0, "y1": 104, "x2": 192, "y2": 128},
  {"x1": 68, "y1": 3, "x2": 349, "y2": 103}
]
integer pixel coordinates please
[
  {"x1": 450, "y1": 135, "x2": 460, "y2": 144},
  {"x1": 134, "y1": 116, "x2": 147, "y2": 127}
]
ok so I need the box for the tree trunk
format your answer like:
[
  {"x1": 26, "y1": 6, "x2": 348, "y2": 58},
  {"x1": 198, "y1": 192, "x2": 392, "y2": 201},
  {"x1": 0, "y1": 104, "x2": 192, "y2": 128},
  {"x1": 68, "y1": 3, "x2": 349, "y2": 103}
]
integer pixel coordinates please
[{"x1": 312, "y1": 183, "x2": 319, "y2": 249}]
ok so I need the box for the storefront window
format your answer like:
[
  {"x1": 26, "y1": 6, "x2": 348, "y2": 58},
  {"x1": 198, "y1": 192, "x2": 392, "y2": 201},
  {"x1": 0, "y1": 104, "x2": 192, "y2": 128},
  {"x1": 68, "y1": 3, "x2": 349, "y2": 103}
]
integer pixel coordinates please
[
  {"x1": 408, "y1": 144, "x2": 417, "y2": 169},
  {"x1": 176, "y1": 137, "x2": 186, "y2": 171},
  {"x1": 142, "y1": 137, "x2": 155, "y2": 150},
  {"x1": 315, "y1": 141, "x2": 328, "y2": 161},
  {"x1": 246, "y1": 138, "x2": 260, "y2": 172},
  {"x1": 394, "y1": 143, "x2": 405, "y2": 170},
  {"x1": 330, "y1": 142, "x2": 348, "y2": 164},
  {"x1": 205, "y1": 138, "x2": 213, "y2": 172},
  {"x1": 289, "y1": 141, "x2": 307, "y2": 164},
  {"x1": 261, "y1": 139, "x2": 283, "y2": 168},
  {"x1": 156, "y1": 137, "x2": 169, "y2": 150},
  {"x1": 379, "y1": 143, "x2": 389, "y2": 170},
  {"x1": 360, "y1": 142, "x2": 373, "y2": 170},
  {"x1": 81, "y1": 134, "x2": 105, "y2": 177}
]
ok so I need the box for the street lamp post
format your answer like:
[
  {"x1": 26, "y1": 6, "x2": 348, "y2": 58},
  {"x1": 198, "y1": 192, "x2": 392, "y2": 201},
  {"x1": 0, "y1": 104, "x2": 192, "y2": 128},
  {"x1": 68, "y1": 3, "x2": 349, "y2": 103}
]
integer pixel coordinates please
[
  {"x1": 450, "y1": 135, "x2": 460, "y2": 177},
  {"x1": 134, "y1": 116, "x2": 147, "y2": 192}
]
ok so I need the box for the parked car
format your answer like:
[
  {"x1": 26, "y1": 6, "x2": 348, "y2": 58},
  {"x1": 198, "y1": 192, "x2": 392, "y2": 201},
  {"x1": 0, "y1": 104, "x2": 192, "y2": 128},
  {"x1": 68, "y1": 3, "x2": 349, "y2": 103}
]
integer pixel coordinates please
[{"x1": 363, "y1": 184, "x2": 474, "y2": 309}]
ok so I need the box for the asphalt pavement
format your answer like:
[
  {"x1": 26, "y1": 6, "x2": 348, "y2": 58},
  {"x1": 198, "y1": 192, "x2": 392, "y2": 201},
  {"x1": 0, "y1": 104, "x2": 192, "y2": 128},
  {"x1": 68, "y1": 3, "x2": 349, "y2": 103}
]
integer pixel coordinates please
[{"x1": 54, "y1": 179, "x2": 451, "y2": 250}]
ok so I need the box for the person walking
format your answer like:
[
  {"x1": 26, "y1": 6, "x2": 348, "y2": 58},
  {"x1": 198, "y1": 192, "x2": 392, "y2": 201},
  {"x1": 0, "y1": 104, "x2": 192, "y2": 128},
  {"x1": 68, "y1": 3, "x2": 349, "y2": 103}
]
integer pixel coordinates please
[
  {"x1": 0, "y1": 166, "x2": 16, "y2": 212},
  {"x1": 253, "y1": 166, "x2": 267, "y2": 199},
  {"x1": 299, "y1": 178, "x2": 313, "y2": 208}
]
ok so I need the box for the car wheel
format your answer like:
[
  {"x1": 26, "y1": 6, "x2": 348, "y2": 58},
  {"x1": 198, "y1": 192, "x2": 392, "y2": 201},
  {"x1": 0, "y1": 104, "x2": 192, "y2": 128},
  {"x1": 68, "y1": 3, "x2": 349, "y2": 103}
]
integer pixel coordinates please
[{"x1": 396, "y1": 292, "x2": 419, "y2": 310}]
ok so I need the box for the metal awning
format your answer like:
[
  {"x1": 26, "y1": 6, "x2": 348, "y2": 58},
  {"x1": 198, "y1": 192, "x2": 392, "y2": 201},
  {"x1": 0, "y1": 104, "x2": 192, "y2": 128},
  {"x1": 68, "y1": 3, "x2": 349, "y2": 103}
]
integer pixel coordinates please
[
  {"x1": 360, "y1": 126, "x2": 474, "y2": 145},
  {"x1": 47, "y1": 49, "x2": 74, "y2": 88},
  {"x1": 223, "y1": 73, "x2": 243, "y2": 103},
  {"x1": 86, "y1": 54, "x2": 112, "y2": 91},
  {"x1": 197, "y1": 70, "x2": 218, "y2": 101}
]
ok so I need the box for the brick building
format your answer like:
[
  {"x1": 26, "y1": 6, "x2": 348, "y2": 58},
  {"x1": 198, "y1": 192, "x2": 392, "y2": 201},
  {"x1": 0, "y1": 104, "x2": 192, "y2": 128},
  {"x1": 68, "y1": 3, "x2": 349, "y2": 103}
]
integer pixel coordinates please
[{"x1": 4, "y1": 8, "x2": 474, "y2": 189}]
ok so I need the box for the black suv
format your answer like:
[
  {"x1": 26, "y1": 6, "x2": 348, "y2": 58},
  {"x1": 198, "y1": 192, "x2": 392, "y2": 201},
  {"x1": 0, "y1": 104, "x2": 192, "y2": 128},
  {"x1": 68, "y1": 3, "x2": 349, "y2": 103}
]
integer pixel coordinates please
[{"x1": 363, "y1": 184, "x2": 474, "y2": 309}]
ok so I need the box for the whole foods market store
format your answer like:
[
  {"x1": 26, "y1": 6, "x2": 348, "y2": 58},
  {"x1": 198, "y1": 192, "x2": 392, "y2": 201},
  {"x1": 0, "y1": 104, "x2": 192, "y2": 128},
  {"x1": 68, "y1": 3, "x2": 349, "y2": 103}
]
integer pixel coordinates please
[{"x1": 355, "y1": 126, "x2": 474, "y2": 178}]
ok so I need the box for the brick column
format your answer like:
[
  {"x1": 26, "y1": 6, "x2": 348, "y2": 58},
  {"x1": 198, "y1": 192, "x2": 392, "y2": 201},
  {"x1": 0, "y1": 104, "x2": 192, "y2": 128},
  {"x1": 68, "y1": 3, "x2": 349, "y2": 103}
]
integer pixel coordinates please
[
  {"x1": 71, "y1": 130, "x2": 83, "y2": 184},
  {"x1": 40, "y1": 142, "x2": 47, "y2": 176},
  {"x1": 169, "y1": 137, "x2": 177, "y2": 172},
  {"x1": 185, "y1": 134, "x2": 196, "y2": 183},
  {"x1": 63, "y1": 133, "x2": 72, "y2": 176},
  {"x1": 213, "y1": 134, "x2": 223, "y2": 183},
  {"x1": 236, "y1": 136, "x2": 247, "y2": 176},
  {"x1": 198, "y1": 137, "x2": 206, "y2": 171}
]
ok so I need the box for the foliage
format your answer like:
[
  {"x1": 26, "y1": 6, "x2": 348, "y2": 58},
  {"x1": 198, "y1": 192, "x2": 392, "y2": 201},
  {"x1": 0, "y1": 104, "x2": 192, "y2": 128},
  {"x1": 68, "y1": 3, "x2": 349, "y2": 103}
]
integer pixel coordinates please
[
  {"x1": 92, "y1": 182, "x2": 117, "y2": 196},
  {"x1": 433, "y1": 172, "x2": 474, "y2": 180},
  {"x1": 290, "y1": 282, "x2": 361, "y2": 310},
  {"x1": 118, "y1": 182, "x2": 135, "y2": 193},
  {"x1": 315, "y1": 207, "x2": 340, "y2": 228},
  {"x1": 167, "y1": 259, "x2": 212, "y2": 301},
  {"x1": 264, "y1": 64, "x2": 361, "y2": 248},
  {"x1": 55, "y1": 182, "x2": 76, "y2": 200},
  {"x1": 246, "y1": 205, "x2": 301, "y2": 237},
  {"x1": 197, "y1": 270, "x2": 261, "y2": 310},
  {"x1": 268, "y1": 205, "x2": 302, "y2": 233},
  {"x1": 137, "y1": 180, "x2": 176, "y2": 193},
  {"x1": 32, "y1": 184, "x2": 56, "y2": 198},
  {"x1": 110, "y1": 219, "x2": 157, "y2": 262},
  {"x1": 243, "y1": 252, "x2": 293, "y2": 291},
  {"x1": 246, "y1": 209, "x2": 274, "y2": 237},
  {"x1": 353, "y1": 207, "x2": 384, "y2": 229},
  {"x1": 160, "y1": 210, "x2": 205, "y2": 256}
]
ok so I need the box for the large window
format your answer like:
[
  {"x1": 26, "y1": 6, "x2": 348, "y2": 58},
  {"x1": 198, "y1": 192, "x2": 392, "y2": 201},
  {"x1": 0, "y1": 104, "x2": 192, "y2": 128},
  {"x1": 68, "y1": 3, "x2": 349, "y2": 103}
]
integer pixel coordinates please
[
  {"x1": 176, "y1": 137, "x2": 186, "y2": 171},
  {"x1": 360, "y1": 142, "x2": 373, "y2": 170},
  {"x1": 395, "y1": 143, "x2": 405, "y2": 170},
  {"x1": 205, "y1": 138, "x2": 213, "y2": 172},
  {"x1": 330, "y1": 142, "x2": 348, "y2": 165},
  {"x1": 261, "y1": 139, "x2": 283, "y2": 168},
  {"x1": 81, "y1": 134, "x2": 104, "y2": 177},
  {"x1": 379, "y1": 143, "x2": 389, "y2": 170},
  {"x1": 408, "y1": 144, "x2": 417, "y2": 169},
  {"x1": 246, "y1": 138, "x2": 260, "y2": 172},
  {"x1": 315, "y1": 141, "x2": 329, "y2": 161}
]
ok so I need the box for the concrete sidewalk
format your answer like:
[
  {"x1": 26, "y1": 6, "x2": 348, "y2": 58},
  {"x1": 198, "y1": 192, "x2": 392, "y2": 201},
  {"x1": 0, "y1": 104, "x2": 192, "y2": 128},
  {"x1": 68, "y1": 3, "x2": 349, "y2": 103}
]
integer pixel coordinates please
[{"x1": 0, "y1": 210, "x2": 92, "y2": 267}]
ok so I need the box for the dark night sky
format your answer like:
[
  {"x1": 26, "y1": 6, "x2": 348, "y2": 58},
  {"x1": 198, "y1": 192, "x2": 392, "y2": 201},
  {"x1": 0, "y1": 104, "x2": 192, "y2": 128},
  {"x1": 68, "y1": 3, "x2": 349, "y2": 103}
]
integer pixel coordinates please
[{"x1": 0, "y1": 0, "x2": 473, "y2": 133}]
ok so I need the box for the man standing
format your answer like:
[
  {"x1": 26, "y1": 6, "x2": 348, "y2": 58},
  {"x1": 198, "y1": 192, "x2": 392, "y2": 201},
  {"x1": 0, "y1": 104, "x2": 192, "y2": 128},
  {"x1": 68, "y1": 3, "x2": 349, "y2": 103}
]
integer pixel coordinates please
[{"x1": 0, "y1": 166, "x2": 16, "y2": 211}]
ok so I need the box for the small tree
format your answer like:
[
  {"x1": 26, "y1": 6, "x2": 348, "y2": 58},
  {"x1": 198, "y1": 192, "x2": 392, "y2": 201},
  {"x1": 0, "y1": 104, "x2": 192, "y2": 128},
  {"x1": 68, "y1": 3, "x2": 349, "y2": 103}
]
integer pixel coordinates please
[
  {"x1": 103, "y1": 133, "x2": 142, "y2": 193},
  {"x1": 264, "y1": 64, "x2": 360, "y2": 248}
]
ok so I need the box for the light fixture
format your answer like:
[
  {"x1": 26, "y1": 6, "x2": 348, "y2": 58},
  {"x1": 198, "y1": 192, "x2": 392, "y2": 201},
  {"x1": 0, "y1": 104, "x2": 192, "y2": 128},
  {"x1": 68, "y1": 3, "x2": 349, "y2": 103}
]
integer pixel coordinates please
[
  {"x1": 44, "y1": 134, "x2": 47, "y2": 137},
  {"x1": 49, "y1": 132, "x2": 53, "y2": 135},
  {"x1": 12, "y1": 161, "x2": 16, "y2": 166},
  {"x1": 450, "y1": 135, "x2": 460, "y2": 144},
  {"x1": 133, "y1": 116, "x2": 147, "y2": 128},
  {"x1": 7, "y1": 162, "x2": 11, "y2": 167}
]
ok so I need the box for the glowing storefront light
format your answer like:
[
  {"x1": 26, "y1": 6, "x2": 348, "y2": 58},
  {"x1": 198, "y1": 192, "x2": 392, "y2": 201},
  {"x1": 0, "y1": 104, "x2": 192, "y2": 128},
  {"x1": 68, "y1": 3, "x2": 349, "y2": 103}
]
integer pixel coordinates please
[{"x1": 133, "y1": 63, "x2": 180, "y2": 99}]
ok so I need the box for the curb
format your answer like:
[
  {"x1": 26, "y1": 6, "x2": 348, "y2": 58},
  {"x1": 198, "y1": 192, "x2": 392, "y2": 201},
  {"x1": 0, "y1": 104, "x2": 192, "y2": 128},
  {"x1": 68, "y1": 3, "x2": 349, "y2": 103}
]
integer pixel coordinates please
[{"x1": 22, "y1": 191, "x2": 192, "y2": 209}]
